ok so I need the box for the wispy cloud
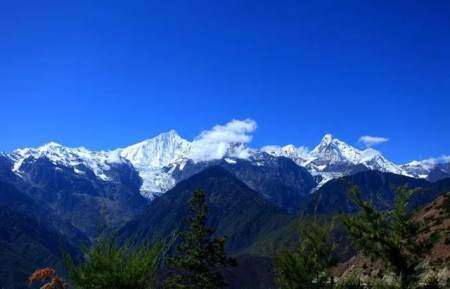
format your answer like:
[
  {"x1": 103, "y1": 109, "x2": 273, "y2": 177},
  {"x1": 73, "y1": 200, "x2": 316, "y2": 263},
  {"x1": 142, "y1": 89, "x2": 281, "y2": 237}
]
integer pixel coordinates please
[
  {"x1": 189, "y1": 119, "x2": 257, "y2": 162},
  {"x1": 420, "y1": 155, "x2": 450, "y2": 166},
  {"x1": 358, "y1": 135, "x2": 389, "y2": 148}
]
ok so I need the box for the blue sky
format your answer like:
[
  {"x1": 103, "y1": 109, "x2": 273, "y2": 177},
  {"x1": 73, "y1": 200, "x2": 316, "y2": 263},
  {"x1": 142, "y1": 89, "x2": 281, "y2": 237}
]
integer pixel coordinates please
[{"x1": 1, "y1": 0, "x2": 449, "y2": 163}]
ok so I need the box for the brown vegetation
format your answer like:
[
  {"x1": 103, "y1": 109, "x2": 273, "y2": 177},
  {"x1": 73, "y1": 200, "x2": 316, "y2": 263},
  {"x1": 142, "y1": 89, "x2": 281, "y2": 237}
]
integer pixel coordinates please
[
  {"x1": 28, "y1": 267, "x2": 66, "y2": 289},
  {"x1": 335, "y1": 193, "x2": 450, "y2": 283}
]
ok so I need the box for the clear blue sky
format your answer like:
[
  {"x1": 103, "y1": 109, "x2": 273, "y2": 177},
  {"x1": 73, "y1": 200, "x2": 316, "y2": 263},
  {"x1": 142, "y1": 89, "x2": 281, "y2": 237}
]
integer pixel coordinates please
[{"x1": 1, "y1": 0, "x2": 449, "y2": 163}]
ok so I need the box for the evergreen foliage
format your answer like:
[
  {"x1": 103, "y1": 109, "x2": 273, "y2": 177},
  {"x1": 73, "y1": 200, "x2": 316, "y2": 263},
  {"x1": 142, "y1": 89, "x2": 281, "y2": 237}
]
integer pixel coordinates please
[
  {"x1": 164, "y1": 190, "x2": 237, "y2": 289},
  {"x1": 341, "y1": 187, "x2": 438, "y2": 289},
  {"x1": 274, "y1": 218, "x2": 336, "y2": 289},
  {"x1": 335, "y1": 276, "x2": 365, "y2": 289},
  {"x1": 64, "y1": 238, "x2": 161, "y2": 289}
]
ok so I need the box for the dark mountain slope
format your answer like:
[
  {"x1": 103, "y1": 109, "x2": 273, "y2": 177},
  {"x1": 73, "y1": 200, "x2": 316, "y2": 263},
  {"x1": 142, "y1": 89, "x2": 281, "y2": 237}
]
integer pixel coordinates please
[
  {"x1": 171, "y1": 154, "x2": 316, "y2": 212},
  {"x1": 6, "y1": 156, "x2": 148, "y2": 239},
  {"x1": 0, "y1": 180, "x2": 88, "y2": 246},
  {"x1": 427, "y1": 163, "x2": 450, "y2": 182},
  {"x1": 309, "y1": 171, "x2": 450, "y2": 215},
  {"x1": 0, "y1": 154, "x2": 18, "y2": 184},
  {"x1": 119, "y1": 166, "x2": 294, "y2": 255},
  {"x1": 0, "y1": 207, "x2": 80, "y2": 289}
]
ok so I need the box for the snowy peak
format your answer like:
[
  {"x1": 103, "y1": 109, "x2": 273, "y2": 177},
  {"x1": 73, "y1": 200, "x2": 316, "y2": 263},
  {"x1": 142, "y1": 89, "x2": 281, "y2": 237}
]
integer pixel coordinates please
[
  {"x1": 319, "y1": 133, "x2": 334, "y2": 146},
  {"x1": 260, "y1": 144, "x2": 309, "y2": 166},
  {"x1": 400, "y1": 161, "x2": 433, "y2": 178},
  {"x1": 309, "y1": 134, "x2": 362, "y2": 165},
  {"x1": 114, "y1": 131, "x2": 193, "y2": 198},
  {"x1": 308, "y1": 134, "x2": 393, "y2": 168},
  {"x1": 262, "y1": 144, "x2": 305, "y2": 157},
  {"x1": 117, "y1": 130, "x2": 191, "y2": 169},
  {"x1": 10, "y1": 142, "x2": 124, "y2": 181},
  {"x1": 263, "y1": 134, "x2": 407, "y2": 186},
  {"x1": 4, "y1": 131, "x2": 448, "y2": 200},
  {"x1": 400, "y1": 156, "x2": 450, "y2": 179}
]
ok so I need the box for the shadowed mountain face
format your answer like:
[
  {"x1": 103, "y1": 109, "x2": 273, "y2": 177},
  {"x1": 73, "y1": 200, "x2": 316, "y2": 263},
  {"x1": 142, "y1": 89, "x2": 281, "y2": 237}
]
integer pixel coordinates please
[
  {"x1": 119, "y1": 166, "x2": 295, "y2": 255},
  {"x1": 427, "y1": 163, "x2": 450, "y2": 182},
  {"x1": 1, "y1": 138, "x2": 450, "y2": 289},
  {"x1": 0, "y1": 172, "x2": 88, "y2": 289},
  {"x1": 309, "y1": 170, "x2": 450, "y2": 215},
  {"x1": 0, "y1": 179, "x2": 88, "y2": 246},
  {"x1": 2, "y1": 156, "x2": 148, "y2": 240},
  {"x1": 170, "y1": 154, "x2": 316, "y2": 212},
  {"x1": 120, "y1": 168, "x2": 450, "y2": 257},
  {"x1": 0, "y1": 159, "x2": 148, "y2": 288},
  {"x1": 0, "y1": 206, "x2": 81, "y2": 289}
]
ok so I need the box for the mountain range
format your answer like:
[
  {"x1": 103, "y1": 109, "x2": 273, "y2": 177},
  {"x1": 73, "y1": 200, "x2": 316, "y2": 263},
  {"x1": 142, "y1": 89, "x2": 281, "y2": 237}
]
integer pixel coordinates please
[
  {"x1": 1, "y1": 131, "x2": 450, "y2": 289},
  {"x1": 5, "y1": 131, "x2": 450, "y2": 200}
]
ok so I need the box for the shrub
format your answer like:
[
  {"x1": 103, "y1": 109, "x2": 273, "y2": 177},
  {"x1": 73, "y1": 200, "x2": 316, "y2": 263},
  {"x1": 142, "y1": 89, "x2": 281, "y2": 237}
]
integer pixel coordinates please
[
  {"x1": 274, "y1": 218, "x2": 336, "y2": 289},
  {"x1": 64, "y1": 238, "x2": 161, "y2": 289}
]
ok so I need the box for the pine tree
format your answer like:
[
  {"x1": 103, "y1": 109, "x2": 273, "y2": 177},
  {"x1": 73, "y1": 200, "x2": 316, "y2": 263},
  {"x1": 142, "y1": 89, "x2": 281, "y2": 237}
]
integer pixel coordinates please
[
  {"x1": 341, "y1": 186, "x2": 437, "y2": 289},
  {"x1": 64, "y1": 237, "x2": 161, "y2": 289},
  {"x1": 164, "y1": 190, "x2": 237, "y2": 289},
  {"x1": 274, "y1": 218, "x2": 336, "y2": 289}
]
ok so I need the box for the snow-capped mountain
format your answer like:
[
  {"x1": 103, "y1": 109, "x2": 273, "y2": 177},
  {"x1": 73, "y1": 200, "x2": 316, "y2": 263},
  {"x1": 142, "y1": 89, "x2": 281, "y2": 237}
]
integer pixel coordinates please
[
  {"x1": 261, "y1": 144, "x2": 309, "y2": 165},
  {"x1": 10, "y1": 142, "x2": 125, "y2": 181},
  {"x1": 113, "y1": 130, "x2": 192, "y2": 197},
  {"x1": 400, "y1": 160, "x2": 433, "y2": 179},
  {"x1": 307, "y1": 134, "x2": 404, "y2": 173},
  {"x1": 401, "y1": 157, "x2": 450, "y2": 182},
  {"x1": 263, "y1": 134, "x2": 408, "y2": 186},
  {"x1": 116, "y1": 130, "x2": 191, "y2": 168},
  {"x1": 8, "y1": 131, "x2": 193, "y2": 199},
  {"x1": 5, "y1": 132, "x2": 449, "y2": 199}
]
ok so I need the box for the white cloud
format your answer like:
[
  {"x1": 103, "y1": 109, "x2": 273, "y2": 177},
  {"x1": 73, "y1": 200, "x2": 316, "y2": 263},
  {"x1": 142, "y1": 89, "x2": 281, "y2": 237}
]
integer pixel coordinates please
[
  {"x1": 358, "y1": 135, "x2": 389, "y2": 148},
  {"x1": 421, "y1": 155, "x2": 450, "y2": 166},
  {"x1": 189, "y1": 119, "x2": 257, "y2": 162}
]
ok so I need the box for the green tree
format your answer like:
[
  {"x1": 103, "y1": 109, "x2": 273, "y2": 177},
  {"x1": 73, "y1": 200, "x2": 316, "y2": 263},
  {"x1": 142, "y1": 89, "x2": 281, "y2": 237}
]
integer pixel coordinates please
[
  {"x1": 274, "y1": 218, "x2": 336, "y2": 289},
  {"x1": 64, "y1": 237, "x2": 161, "y2": 289},
  {"x1": 164, "y1": 190, "x2": 237, "y2": 289},
  {"x1": 341, "y1": 187, "x2": 437, "y2": 289}
]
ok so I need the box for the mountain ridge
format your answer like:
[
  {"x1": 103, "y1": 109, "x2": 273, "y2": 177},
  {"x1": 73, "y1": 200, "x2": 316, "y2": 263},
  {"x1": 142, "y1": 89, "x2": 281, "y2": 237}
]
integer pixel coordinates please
[{"x1": 4, "y1": 132, "x2": 450, "y2": 199}]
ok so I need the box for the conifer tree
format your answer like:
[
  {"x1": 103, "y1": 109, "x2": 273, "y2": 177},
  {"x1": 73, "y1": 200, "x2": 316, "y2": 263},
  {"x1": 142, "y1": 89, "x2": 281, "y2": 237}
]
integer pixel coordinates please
[
  {"x1": 274, "y1": 218, "x2": 336, "y2": 289},
  {"x1": 164, "y1": 190, "x2": 237, "y2": 289},
  {"x1": 341, "y1": 187, "x2": 437, "y2": 289},
  {"x1": 64, "y1": 237, "x2": 161, "y2": 289}
]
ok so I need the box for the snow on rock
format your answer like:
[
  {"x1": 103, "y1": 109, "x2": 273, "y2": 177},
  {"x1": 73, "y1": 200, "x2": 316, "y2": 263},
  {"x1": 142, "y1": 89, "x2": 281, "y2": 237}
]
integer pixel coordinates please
[
  {"x1": 5, "y1": 129, "x2": 449, "y2": 199},
  {"x1": 261, "y1": 144, "x2": 309, "y2": 165},
  {"x1": 264, "y1": 134, "x2": 409, "y2": 188},
  {"x1": 10, "y1": 142, "x2": 124, "y2": 181},
  {"x1": 400, "y1": 156, "x2": 450, "y2": 178},
  {"x1": 113, "y1": 130, "x2": 192, "y2": 198}
]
